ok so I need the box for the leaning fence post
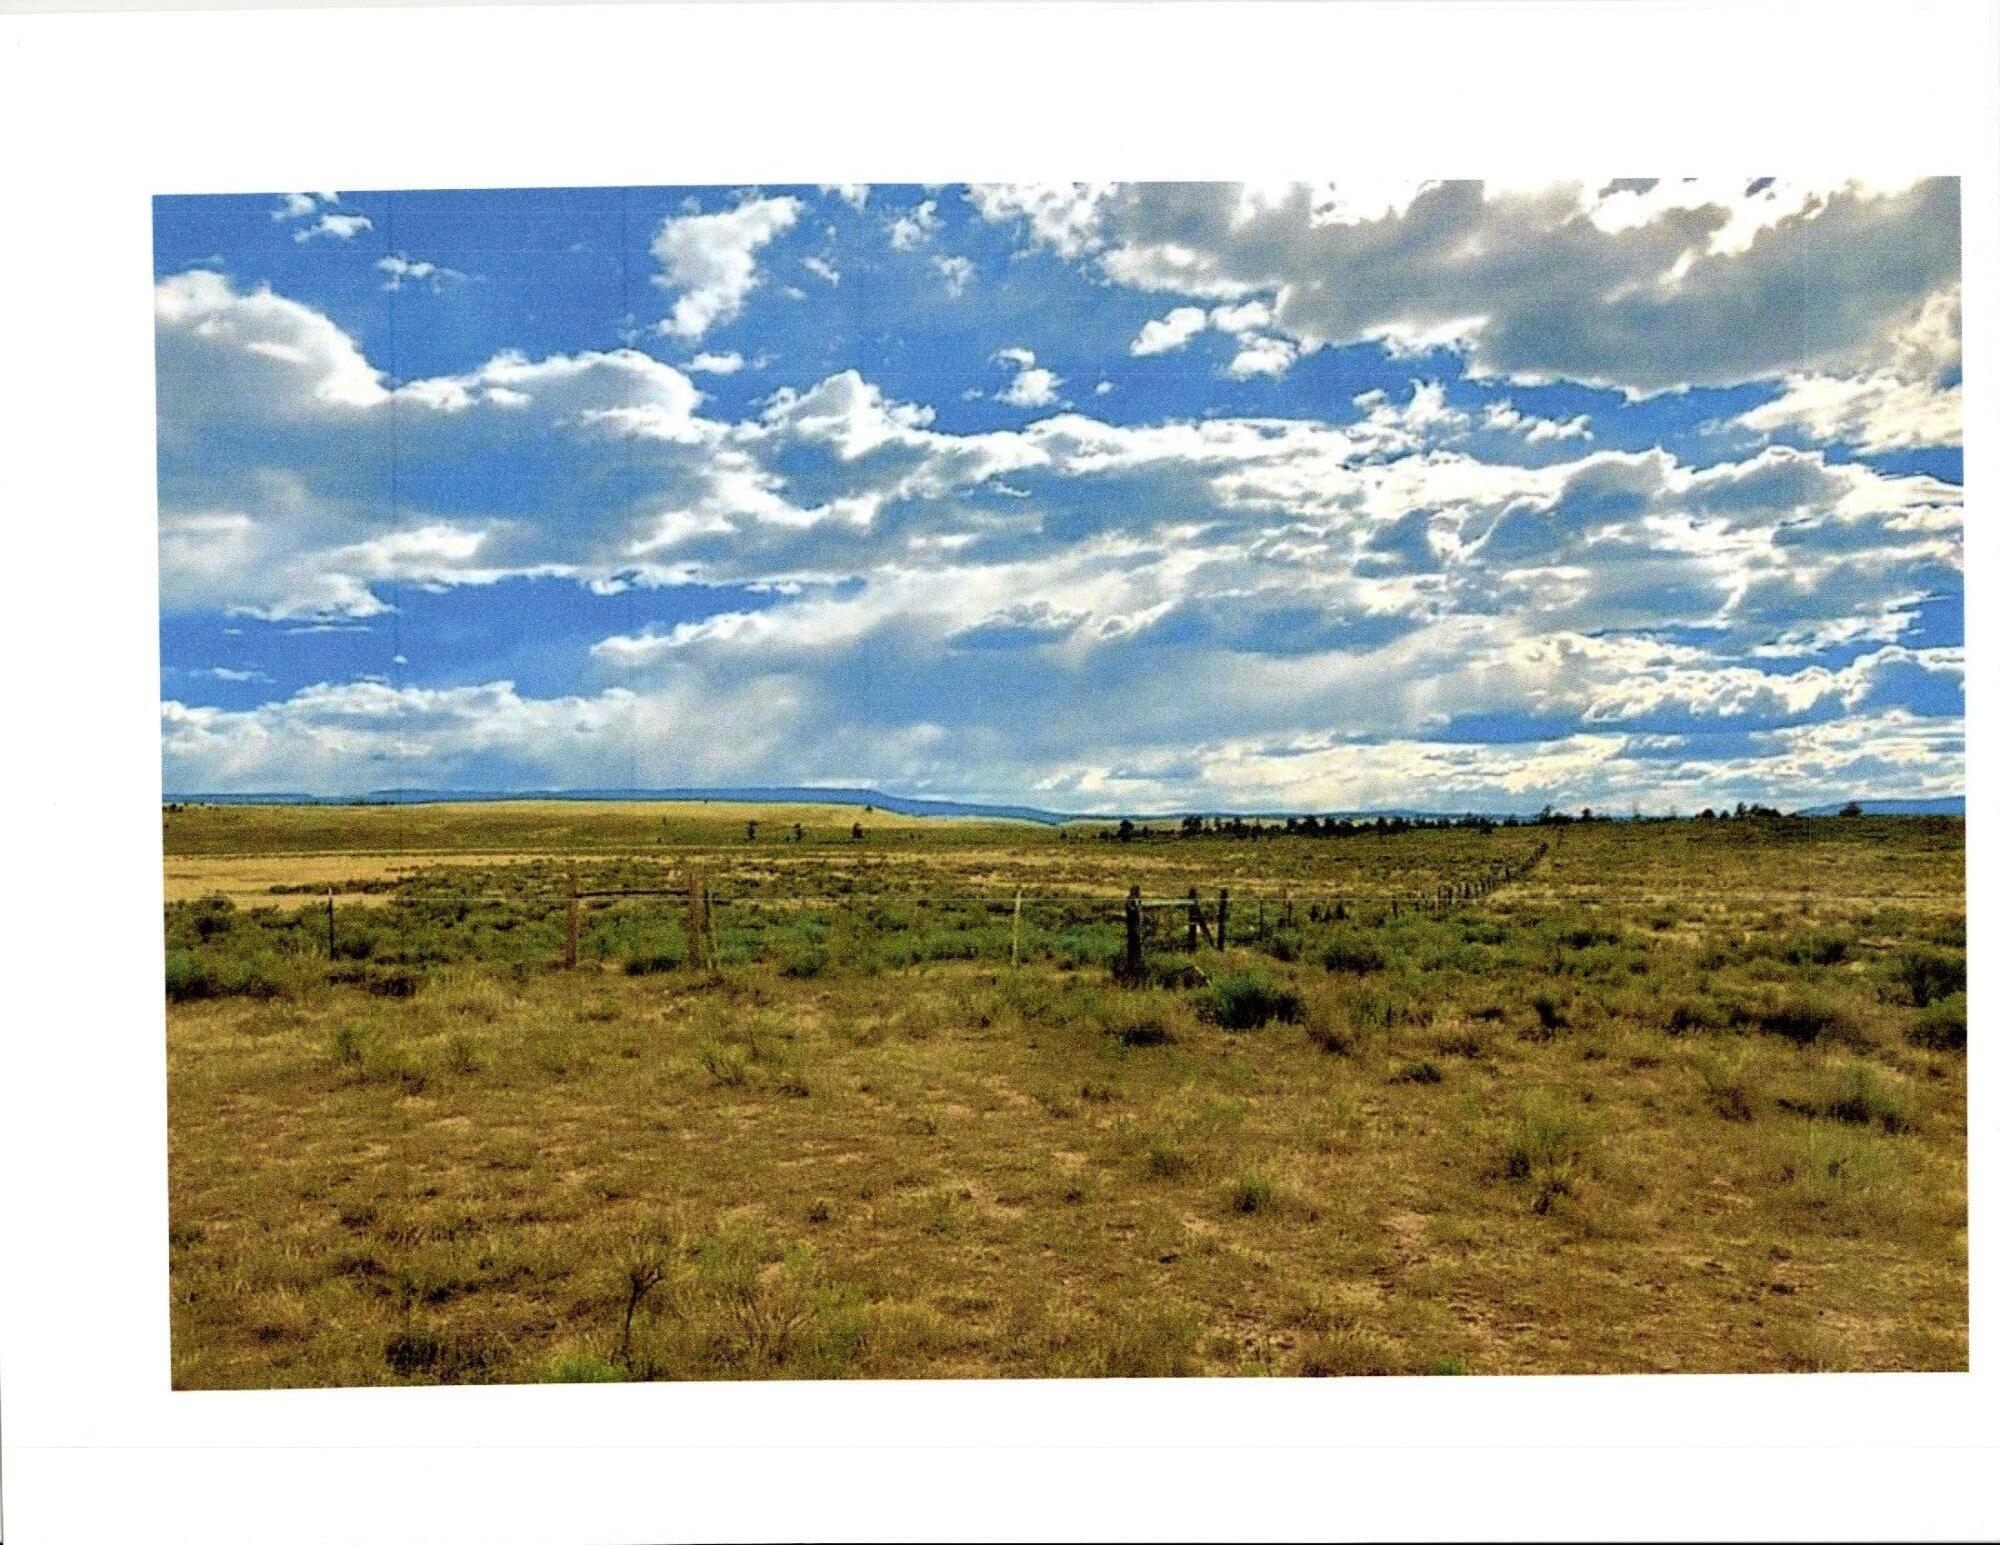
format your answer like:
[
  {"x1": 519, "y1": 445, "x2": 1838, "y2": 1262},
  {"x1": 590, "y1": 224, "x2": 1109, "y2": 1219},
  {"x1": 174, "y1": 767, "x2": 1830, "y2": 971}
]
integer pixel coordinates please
[
  {"x1": 1012, "y1": 888, "x2": 1023, "y2": 969},
  {"x1": 1217, "y1": 887, "x2": 1230, "y2": 950},
  {"x1": 1124, "y1": 886, "x2": 1143, "y2": 979},
  {"x1": 1187, "y1": 887, "x2": 1199, "y2": 951},
  {"x1": 564, "y1": 867, "x2": 580, "y2": 970},
  {"x1": 326, "y1": 888, "x2": 335, "y2": 958}
]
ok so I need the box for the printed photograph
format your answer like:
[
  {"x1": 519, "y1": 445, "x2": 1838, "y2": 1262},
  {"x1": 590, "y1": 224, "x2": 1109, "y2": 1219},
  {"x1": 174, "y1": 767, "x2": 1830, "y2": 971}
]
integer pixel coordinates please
[{"x1": 157, "y1": 179, "x2": 1965, "y2": 1387}]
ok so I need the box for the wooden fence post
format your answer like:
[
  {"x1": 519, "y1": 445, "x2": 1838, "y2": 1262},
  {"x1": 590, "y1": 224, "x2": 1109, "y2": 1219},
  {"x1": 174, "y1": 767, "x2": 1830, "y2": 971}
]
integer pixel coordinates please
[
  {"x1": 326, "y1": 888, "x2": 335, "y2": 958},
  {"x1": 1124, "y1": 886, "x2": 1143, "y2": 979},
  {"x1": 685, "y1": 869, "x2": 705, "y2": 973},
  {"x1": 1217, "y1": 887, "x2": 1229, "y2": 950},
  {"x1": 1283, "y1": 887, "x2": 1294, "y2": 928},
  {"x1": 1012, "y1": 888, "x2": 1023, "y2": 969},
  {"x1": 1187, "y1": 887, "x2": 1199, "y2": 951},
  {"x1": 564, "y1": 867, "x2": 580, "y2": 970}
]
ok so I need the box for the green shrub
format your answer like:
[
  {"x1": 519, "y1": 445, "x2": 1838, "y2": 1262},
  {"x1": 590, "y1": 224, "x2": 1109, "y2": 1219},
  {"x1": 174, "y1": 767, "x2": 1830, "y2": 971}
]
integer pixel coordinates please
[
  {"x1": 1909, "y1": 991, "x2": 1966, "y2": 1051},
  {"x1": 1502, "y1": 1094, "x2": 1592, "y2": 1212},
  {"x1": 1307, "y1": 1021, "x2": 1354, "y2": 1056},
  {"x1": 1320, "y1": 931, "x2": 1387, "y2": 974},
  {"x1": 778, "y1": 944, "x2": 831, "y2": 979},
  {"x1": 1390, "y1": 1059, "x2": 1443, "y2": 1085},
  {"x1": 1664, "y1": 994, "x2": 1724, "y2": 1035},
  {"x1": 1144, "y1": 1139, "x2": 1193, "y2": 1179},
  {"x1": 545, "y1": 1351, "x2": 626, "y2": 1383},
  {"x1": 1194, "y1": 971, "x2": 1305, "y2": 1029},
  {"x1": 1896, "y1": 948, "x2": 1965, "y2": 1008},
  {"x1": 1778, "y1": 1124, "x2": 1890, "y2": 1210},
  {"x1": 1693, "y1": 1050, "x2": 1757, "y2": 1121},
  {"x1": 1101, "y1": 993, "x2": 1183, "y2": 1047},
  {"x1": 165, "y1": 948, "x2": 216, "y2": 1002},
  {"x1": 1785, "y1": 1062, "x2": 1913, "y2": 1133},
  {"x1": 1344, "y1": 985, "x2": 1409, "y2": 1033},
  {"x1": 1753, "y1": 988, "x2": 1852, "y2": 1045},
  {"x1": 328, "y1": 1022, "x2": 374, "y2": 1070},
  {"x1": 1785, "y1": 930, "x2": 1852, "y2": 966},
  {"x1": 1229, "y1": 1170, "x2": 1275, "y2": 1214}
]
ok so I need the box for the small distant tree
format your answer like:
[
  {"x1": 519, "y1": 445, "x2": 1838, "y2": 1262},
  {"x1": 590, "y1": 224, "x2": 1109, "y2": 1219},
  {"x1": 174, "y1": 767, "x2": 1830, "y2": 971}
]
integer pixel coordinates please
[
  {"x1": 745, "y1": 819, "x2": 759, "y2": 842},
  {"x1": 851, "y1": 821, "x2": 865, "y2": 841},
  {"x1": 1839, "y1": 800, "x2": 1865, "y2": 818},
  {"x1": 1116, "y1": 818, "x2": 1136, "y2": 842},
  {"x1": 792, "y1": 822, "x2": 804, "y2": 842}
]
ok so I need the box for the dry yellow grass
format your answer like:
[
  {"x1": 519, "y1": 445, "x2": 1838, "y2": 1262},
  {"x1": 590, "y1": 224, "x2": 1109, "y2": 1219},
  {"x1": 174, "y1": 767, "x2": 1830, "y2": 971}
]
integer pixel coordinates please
[{"x1": 164, "y1": 803, "x2": 1967, "y2": 1385}]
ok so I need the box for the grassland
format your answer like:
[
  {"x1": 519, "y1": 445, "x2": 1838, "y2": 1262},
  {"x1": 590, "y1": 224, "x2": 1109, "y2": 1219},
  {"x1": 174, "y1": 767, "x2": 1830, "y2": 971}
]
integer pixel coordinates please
[{"x1": 163, "y1": 802, "x2": 1967, "y2": 1386}]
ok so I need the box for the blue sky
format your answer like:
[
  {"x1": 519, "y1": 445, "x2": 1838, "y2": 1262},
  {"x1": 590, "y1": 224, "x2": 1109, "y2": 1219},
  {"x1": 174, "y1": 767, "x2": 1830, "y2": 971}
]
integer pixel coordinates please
[{"x1": 155, "y1": 180, "x2": 1962, "y2": 810}]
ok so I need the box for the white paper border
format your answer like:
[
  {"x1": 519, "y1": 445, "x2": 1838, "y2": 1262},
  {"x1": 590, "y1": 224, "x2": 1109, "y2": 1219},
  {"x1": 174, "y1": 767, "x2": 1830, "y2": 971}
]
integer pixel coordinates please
[{"x1": 1, "y1": 2, "x2": 1994, "y2": 1541}]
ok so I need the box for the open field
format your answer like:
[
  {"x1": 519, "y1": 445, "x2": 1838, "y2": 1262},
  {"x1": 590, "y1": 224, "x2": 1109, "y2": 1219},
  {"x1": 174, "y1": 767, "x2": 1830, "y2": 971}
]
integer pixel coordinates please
[{"x1": 164, "y1": 802, "x2": 1967, "y2": 1385}]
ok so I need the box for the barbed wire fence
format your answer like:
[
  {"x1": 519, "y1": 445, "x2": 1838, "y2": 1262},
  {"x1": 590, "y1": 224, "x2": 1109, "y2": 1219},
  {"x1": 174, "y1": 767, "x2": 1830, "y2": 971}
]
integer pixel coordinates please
[{"x1": 286, "y1": 840, "x2": 1554, "y2": 982}]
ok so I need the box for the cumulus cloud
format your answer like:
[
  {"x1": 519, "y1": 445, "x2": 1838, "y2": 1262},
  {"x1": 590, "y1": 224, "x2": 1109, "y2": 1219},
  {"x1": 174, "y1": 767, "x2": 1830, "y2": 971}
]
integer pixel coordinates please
[
  {"x1": 963, "y1": 183, "x2": 1117, "y2": 258},
  {"x1": 1224, "y1": 335, "x2": 1297, "y2": 380},
  {"x1": 155, "y1": 223, "x2": 1962, "y2": 808},
  {"x1": 376, "y1": 254, "x2": 471, "y2": 292},
  {"x1": 1482, "y1": 400, "x2": 1593, "y2": 442},
  {"x1": 1738, "y1": 373, "x2": 1961, "y2": 452},
  {"x1": 933, "y1": 254, "x2": 973, "y2": 296},
  {"x1": 652, "y1": 194, "x2": 802, "y2": 340},
  {"x1": 974, "y1": 178, "x2": 1962, "y2": 395},
  {"x1": 1131, "y1": 306, "x2": 1207, "y2": 356},
  {"x1": 294, "y1": 212, "x2": 374, "y2": 243},
  {"x1": 994, "y1": 347, "x2": 1062, "y2": 408},
  {"x1": 888, "y1": 199, "x2": 940, "y2": 251}
]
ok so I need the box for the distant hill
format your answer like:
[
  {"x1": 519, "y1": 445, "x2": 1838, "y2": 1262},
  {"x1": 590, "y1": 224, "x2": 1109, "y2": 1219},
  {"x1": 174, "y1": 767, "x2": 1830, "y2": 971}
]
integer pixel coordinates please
[
  {"x1": 164, "y1": 786, "x2": 1968, "y2": 824},
  {"x1": 164, "y1": 785, "x2": 1087, "y2": 825},
  {"x1": 1795, "y1": 797, "x2": 1965, "y2": 817}
]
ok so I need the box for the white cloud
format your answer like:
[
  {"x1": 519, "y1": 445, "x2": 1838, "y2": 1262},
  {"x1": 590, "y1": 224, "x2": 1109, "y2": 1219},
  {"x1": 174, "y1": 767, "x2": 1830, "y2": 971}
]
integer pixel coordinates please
[
  {"x1": 1130, "y1": 305, "x2": 1208, "y2": 356},
  {"x1": 888, "y1": 199, "x2": 940, "y2": 251},
  {"x1": 1737, "y1": 372, "x2": 1961, "y2": 452},
  {"x1": 977, "y1": 179, "x2": 1962, "y2": 394},
  {"x1": 376, "y1": 253, "x2": 470, "y2": 292},
  {"x1": 1224, "y1": 335, "x2": 1297, "y2": 380},
  {"x1": 1208, "y1": 300, "x2": 1273, "y2": 334},
  {"x1": 994, "y1": 347, "x2": 1062, "y2": 408},
  {"x1": 963, "y1": 183, "x2": 1118, "y2": 258},
  {"x1": 294, "y1": 212, "x2": 373, "y2": 243},
  {"x1": 802, "y1": 255, "x2": 840, "y2": 286},
  {"x1": 686, "y1": 351, "x2": 745, "y2": 375},
  {"x1": 932, "y1": 254, "x2": 973, "y2": 296},
  {"x1": 651, "y1": 194, "x2": 802, "y2": 340},
  {"x1": 818, "y1": 184, "x2": 870, "y2": 208},
  {"x1": 156, "y1": 263, "x2": 1961, "y2": 809},
  {"x1": 1482, "y1": 400, "x2": 1593, "y2": 442},
  {"x1": 271, "y1": 191, "x2": 340, "y2": 222}
]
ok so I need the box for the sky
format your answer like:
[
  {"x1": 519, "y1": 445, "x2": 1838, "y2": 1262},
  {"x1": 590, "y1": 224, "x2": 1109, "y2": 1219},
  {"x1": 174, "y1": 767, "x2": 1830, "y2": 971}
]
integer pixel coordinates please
[{"x1": 155, "y1": 179, "x2": 1963, "y2": 813}]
